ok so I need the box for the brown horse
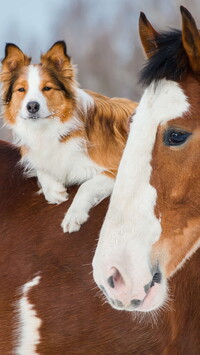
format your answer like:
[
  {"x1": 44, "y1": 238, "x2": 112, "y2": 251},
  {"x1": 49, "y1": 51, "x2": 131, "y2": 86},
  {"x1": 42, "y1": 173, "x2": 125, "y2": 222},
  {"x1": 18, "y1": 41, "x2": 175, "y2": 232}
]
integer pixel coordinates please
[
  {"x1": 93, "y1": 3, "x2": 200, "y2": 333},
  {"x1": 1, "y1": 138, "x2": 200, "y2": 354},
  {"x1": 2, "y1": 7, "x2": 200, "y2": 354}
]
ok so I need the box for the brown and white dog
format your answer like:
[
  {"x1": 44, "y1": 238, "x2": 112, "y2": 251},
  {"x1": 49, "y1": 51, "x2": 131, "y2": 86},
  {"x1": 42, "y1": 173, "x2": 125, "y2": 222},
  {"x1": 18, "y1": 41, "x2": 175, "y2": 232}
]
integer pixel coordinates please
[{"x1": 1, "y1": 41, "x2": 137, "y2": 233}]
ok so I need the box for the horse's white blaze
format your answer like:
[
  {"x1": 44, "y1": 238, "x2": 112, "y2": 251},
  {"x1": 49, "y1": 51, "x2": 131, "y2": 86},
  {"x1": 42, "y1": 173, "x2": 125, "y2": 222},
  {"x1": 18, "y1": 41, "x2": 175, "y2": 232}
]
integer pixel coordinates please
[
  {"x1": 16, "y1": 276, "x2": 41, "y2": 355},
  {"x1": 93, "y1": 80, "x2": 189, "y2": 300}
]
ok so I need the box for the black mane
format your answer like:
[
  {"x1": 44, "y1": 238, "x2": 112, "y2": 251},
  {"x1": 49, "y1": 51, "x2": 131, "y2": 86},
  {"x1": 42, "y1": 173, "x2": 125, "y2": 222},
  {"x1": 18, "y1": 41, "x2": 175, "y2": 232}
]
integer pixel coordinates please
[{"x1": 139, "y1": 29, "x2": 190, "y2": 86}]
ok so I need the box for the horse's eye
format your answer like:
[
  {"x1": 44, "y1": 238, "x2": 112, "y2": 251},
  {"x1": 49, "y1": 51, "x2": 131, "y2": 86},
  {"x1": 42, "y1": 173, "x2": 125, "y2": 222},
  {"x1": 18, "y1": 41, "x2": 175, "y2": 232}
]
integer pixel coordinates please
[
  {"x1": 164, "y1": 129, "x2": 191, "y2": 146},
  {"x1": 43, "y1": 86, "x2": 51, "y2": 91},
  {"x1": 18, "y1": 88, "x2": 25, "y2": 92}
]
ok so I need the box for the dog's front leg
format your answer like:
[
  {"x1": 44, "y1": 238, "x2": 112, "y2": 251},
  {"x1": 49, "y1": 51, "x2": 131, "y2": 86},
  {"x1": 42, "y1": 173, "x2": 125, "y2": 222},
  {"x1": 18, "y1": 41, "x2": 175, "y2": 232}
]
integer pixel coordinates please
[
  {"x1": 37, "y1": 170, "x2": 68, "y2": 205},
  {"x1": 61, "y1": 174, "x2": 114, "y2": 233}
]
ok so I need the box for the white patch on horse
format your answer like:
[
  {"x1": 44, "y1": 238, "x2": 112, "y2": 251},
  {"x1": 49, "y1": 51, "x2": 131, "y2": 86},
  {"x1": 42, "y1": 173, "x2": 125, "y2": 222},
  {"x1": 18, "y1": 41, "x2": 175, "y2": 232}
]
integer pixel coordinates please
[
  {"x1": 16, "y1": 276, "x2": 41, "y2": 355},
  {"x1": 93, "y1": 80, "x2": 189, "y2": 297}
]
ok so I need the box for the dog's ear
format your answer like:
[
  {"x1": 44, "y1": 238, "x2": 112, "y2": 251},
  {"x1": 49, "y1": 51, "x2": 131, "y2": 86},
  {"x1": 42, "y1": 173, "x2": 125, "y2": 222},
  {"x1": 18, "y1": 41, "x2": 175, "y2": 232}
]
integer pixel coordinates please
[
  {"x1": 41, "y1": 41, "x2": 71, "y2": 71},
  {"x1": 2, "y1": 43, "x2": 31, "y2": 72}
]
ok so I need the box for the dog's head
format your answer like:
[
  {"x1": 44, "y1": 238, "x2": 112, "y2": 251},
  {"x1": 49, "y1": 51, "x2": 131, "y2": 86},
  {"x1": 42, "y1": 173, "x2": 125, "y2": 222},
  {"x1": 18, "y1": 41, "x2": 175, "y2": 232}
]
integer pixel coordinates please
[{"x1": 1, "y1": 41, "x2": 76, "y2": 126}]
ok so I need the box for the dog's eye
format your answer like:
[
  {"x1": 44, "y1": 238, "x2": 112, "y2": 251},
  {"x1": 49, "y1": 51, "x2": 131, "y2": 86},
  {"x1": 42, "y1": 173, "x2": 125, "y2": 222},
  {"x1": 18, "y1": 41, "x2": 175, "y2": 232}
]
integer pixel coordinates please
[
  {"x1": 18, "y1": 88, "x2": 25, "y2": 92},
  {"x1": 164, "y1": 129, "x2": 191, "y2": 146},
  {"x1": 43, "y1": 86, "x2": 51, "y2": 91}
]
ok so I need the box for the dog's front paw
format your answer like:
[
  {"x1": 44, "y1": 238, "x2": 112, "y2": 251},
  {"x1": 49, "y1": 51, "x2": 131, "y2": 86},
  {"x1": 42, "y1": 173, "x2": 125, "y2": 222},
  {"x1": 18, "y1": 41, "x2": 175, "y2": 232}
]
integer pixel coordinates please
[
  {"x1": 61, "y1": 208, "x2": 89, "y2": 233},
  {"x1": 39, "y1": 181, "x2": 68, "y2": 205}
]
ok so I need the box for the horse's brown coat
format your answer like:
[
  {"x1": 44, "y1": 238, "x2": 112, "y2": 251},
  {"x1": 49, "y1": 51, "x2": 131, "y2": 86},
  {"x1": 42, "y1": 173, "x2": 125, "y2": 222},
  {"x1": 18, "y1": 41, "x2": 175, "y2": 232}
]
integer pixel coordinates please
[
  {"x1": 0, "y1": 140, "x2": 200, "y2": 354},
  {"x1": 150, "y1": 75, "x2": 200, "y2": 276}
]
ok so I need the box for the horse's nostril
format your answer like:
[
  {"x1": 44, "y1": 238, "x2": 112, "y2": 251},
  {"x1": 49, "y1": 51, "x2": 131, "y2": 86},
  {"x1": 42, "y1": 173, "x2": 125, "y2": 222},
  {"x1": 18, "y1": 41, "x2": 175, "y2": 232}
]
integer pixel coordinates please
[
  {"x1": 152, "y1": 272, "x2": 162, "y2": 284},
  {"x1": 145, "y1": 271, "x2": 162, "y2": 292},
  {"x1": 107, "y1": 267, "x2": 124, "y2": 289},
  {"x1": 107, "y1": 276, "x2": 115, "y2": 288}
]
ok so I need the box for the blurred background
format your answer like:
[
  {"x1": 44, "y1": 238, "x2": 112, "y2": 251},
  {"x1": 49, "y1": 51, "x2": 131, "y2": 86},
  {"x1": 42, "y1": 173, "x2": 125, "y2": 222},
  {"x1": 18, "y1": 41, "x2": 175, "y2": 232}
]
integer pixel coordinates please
[{"x1": 0, "y1": 0, "x2": 199, "y2": 141}]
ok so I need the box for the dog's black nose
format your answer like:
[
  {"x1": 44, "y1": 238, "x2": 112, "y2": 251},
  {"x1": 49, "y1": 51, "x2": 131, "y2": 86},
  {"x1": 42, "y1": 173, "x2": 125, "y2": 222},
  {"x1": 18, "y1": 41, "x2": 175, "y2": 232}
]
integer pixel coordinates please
[{"x1": 27, "y1": 101, "x2": 40, "y2": 114}]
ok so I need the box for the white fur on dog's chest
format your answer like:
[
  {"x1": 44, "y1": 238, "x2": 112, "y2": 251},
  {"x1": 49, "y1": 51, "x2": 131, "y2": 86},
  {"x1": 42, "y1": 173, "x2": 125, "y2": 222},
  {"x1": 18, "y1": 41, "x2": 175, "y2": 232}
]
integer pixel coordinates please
[
  {"x1": 14, "y1": 118, "x2": 104, "y2": 186},
  {"x1": 25, "y1": 137, "x2": 103, "y2": 185}
]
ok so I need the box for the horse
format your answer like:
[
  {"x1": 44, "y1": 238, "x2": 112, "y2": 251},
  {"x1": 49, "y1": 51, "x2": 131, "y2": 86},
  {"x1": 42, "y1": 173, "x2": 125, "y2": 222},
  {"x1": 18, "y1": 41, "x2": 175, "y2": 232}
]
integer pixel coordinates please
[
  {"x1": 93, "y1": 3, "x2": 200, "y2": 345},
  {"x1": 2, "y1": 7, "x2": 200, "y2": 355},
  {"x1": 1, "y1": 137, "x2": 200, "y2": 353}
]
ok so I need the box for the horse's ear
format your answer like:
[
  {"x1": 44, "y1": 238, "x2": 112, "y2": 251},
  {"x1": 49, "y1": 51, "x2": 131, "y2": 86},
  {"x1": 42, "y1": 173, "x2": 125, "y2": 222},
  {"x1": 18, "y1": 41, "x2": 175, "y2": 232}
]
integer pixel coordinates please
[
  {"x1": 1, "y1": 43, "x2": 31, "y2": 72},
  {"x1": 181, "y1": 6, "x2": 200, "y2": 73},
  {"x1": 139, "y1": 12, "x2": 158, "y2": 58},
  {"x1": 41, "y1": 41, "x2": 71, "y2": 72}
]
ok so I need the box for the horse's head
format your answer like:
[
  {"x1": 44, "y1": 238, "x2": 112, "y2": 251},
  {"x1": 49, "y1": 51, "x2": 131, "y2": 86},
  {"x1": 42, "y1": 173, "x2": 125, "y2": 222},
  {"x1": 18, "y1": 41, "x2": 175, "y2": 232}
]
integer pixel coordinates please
[{"x1": 93, "y1": 6, "x2": 200, "y2": 312}]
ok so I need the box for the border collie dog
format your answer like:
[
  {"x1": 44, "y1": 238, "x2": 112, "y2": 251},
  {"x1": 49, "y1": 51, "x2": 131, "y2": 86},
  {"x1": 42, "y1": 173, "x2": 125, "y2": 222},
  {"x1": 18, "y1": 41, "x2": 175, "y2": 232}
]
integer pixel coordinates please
[{"x1": 1, "y1": 41, "x2": 137, "y2": 233}]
